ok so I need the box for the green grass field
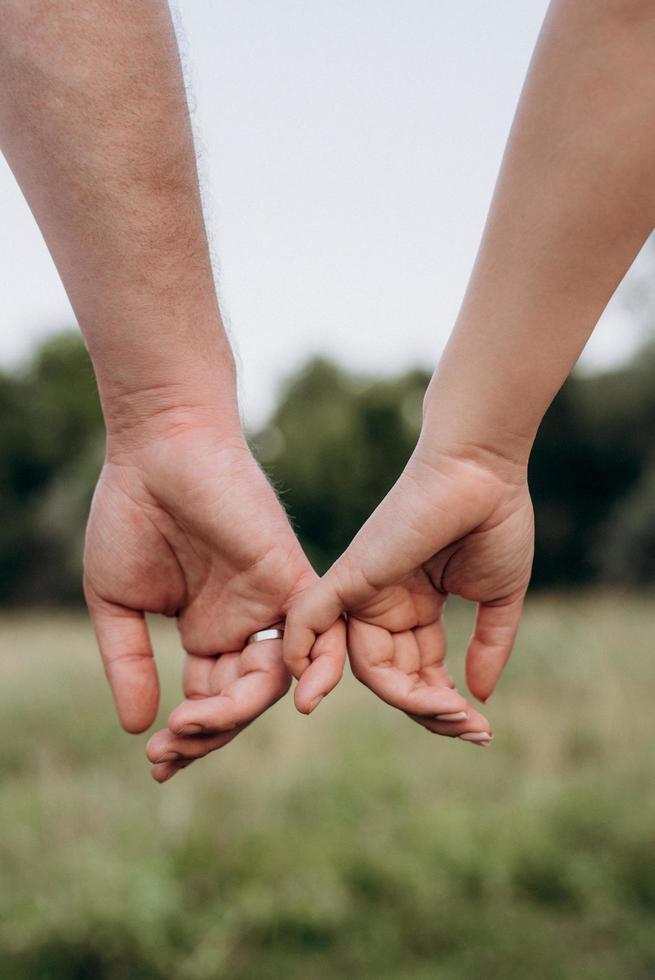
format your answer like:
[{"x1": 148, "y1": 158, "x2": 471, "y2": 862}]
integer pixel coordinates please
[{"x1": 1, "y1": 596, "x2": 654, "y2": 980}]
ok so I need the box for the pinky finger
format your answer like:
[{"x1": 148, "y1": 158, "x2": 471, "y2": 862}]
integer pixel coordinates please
[
  {"x1": 293, "y1": 619, "x2": 347, "y2": 715},
  {"x1": 283, "y1": 576, "x2": 345, "y2": 683}
]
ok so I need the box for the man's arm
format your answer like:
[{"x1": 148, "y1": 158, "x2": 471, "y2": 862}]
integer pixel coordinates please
[
  {"x1": 0, "y1": 0, "x2": 239, "y2": 447},
  {"x1": 0, "y1": 1, "x2": 347, "y2": 766}
]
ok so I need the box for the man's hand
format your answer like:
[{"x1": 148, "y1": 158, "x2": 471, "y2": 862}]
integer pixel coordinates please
[
  {"x1": 1, "y1": 1, "x2": 350, "y2": 781},
  {"x1": 84, "y1": 422, "x2": 345, "y2": 782},
  {"x1": 285, "y1": 444, "x2": 534, "y2": 745}
]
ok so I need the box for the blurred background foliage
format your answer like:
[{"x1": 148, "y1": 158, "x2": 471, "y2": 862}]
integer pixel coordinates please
[
  {"x1": 2, "y1": 321, "x2": 655, "y2": 604},
  {"x1": 2, "y1": 599, "x2": 655, "y2": 980},
  {"x1": 2, "y1": 273, "x2": 655, "y2": 980}
]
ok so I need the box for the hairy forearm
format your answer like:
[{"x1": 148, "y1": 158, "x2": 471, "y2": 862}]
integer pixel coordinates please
[
  {"x1": 0, "y1": 0, "x2": 239, "y2": 446},
  {"x1": 423, "y1": 0, "x2": 655, "y2": 468}
]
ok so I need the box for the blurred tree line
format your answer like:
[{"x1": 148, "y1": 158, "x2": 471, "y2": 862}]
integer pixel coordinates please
[{"x1": 1, "y1": 328, "x2": 655, "y2": 604}]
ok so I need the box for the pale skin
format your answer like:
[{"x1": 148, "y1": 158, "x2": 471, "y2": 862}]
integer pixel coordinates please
[
  {"x1": 3, "y1": 0, "x2": 654, "y2": 775},
  {"x1": 285, "y1": 0, "x2": 655, "y2": 739},
  {"x1": 0, "y1": 0, "x2": 351, "y2": 783}
]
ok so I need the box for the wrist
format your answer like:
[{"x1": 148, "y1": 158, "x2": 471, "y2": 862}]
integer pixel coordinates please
[
  {"x1": 79, "y1": 297, "x2": 243, "y2": 452},
  {"x1": 418, "y1": 381, "x2": 532, "y2": 485},
  {"x1": 105, "y1": 400, "x2": 244, "y2": 460},
  {"x1": 99, "y1": 371, "x2": 243, "y2": 460}
]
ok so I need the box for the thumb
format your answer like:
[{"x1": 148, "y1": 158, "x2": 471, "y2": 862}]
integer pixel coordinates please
[
  {"x1": 291, "y1": 618, "x2": 347, "y2": 715},
  {"x1": 465, "y1": 594, "x2": 525, "y2": 703},
  {"x1": 86, "y1": 591, "x2": 160, "y2": 733}
]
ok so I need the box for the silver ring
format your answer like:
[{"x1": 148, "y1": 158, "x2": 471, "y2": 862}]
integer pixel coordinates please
[{"x1": 245, "y1": 627, "x2": 285, "y2": 646}]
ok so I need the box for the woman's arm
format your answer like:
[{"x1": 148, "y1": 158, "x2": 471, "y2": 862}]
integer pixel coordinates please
[
  {"x1": 426, "y1": 0, "x2": 655, "y2": 465},
  {"x1": 285, "y1": 0, "x2": 655, "y2": 727}
]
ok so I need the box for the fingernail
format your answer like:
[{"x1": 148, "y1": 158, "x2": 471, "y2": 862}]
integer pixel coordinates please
[
  {"x1": 435, "y1": 711, "x2": 469, "y2": 722},
  {"x1": 155, "y1": 759, "x2": 192, "y2": 784},
  {"x1": 459, "y1": 731, "x2": 493, "y2": 746},
  {"x1": 176, "y1": 723, "x2": 204, "y2": 736}
]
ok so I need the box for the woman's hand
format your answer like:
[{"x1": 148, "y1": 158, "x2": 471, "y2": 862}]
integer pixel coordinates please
[
  {"x1": 84, "y1": 421, "x2": 345, "y2": 781},
  {"x1": 282, "y1": 0, "x2": 655, "y2": 741},
  {"x1": 284, "y1": 440, "x2": 534, "y2": 744}
]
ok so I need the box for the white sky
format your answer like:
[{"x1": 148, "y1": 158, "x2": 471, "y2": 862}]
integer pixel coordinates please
[{"x1": 0, "y1": 0, "x2": 650, "y2": 427}]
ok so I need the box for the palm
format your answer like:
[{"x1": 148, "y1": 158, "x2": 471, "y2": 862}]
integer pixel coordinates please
[
  {"x1": 286, "y1": 452, "x2": 534, "y2": 741},
  {"x1": 84, "y1": 433, "x2": 326, "y2": 781}
]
